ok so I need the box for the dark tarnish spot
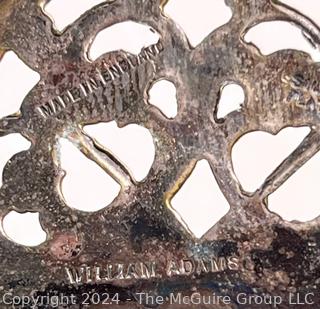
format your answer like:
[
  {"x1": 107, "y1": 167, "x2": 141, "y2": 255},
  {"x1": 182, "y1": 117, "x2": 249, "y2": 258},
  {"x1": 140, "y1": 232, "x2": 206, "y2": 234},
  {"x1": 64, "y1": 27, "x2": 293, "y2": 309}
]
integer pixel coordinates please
[
  {"x1": 128, "y1": 208, "x2": 182, "y2": 253},
  {"x1": 52, "y1": 73, "x2": 65, "y2": 86},
  {"x1": 8, "y1": 278, "x2": 30, "y2": 289},
  {"x1": 208, "y1": 240, "x2": 238, "y2": 256},
  {"x1": 189, "y1": 240, "x2": 238, "y2": 258},
  {"x1": 250, "y1": 226, "x2": 320, "y2": 284}
]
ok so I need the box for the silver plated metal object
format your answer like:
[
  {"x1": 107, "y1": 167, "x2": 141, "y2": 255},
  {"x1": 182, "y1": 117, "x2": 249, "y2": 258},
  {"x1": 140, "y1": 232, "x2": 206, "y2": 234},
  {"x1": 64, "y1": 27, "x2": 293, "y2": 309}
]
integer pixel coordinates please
[{"x1": 1, "y1": 0, "x2": 320, "y2": 308}]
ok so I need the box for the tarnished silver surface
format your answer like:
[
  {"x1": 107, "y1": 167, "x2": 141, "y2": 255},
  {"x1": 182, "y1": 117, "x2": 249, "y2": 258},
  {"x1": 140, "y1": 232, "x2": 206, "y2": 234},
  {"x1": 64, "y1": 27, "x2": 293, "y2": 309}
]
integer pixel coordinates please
[{"x1": 1, "y1": 0, "x2": 320, "y2": 307}]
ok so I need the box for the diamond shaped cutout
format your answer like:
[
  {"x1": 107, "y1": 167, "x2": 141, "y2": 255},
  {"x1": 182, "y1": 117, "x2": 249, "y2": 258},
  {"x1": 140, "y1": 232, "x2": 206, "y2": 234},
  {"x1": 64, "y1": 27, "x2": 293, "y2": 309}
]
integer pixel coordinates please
[{"x1": 170, "y1": 160, "x2": 230, "y2": 238}]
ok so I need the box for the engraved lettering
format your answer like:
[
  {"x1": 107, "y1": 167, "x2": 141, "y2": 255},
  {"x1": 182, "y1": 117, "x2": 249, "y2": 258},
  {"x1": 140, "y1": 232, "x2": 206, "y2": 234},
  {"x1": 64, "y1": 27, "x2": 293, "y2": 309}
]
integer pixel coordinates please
[
  {"x1": 85, "y1": 266, "x2": 92, "y2": 283},
  {"x1": 127, "y1": 55, "x2": 138, "y2": 68},
  {"x1": 156, "y1": 41, "x2": 164, "y2": 52},
  {"x1": 138, "y1": 50, "x2": 149, "y2": 63},
  {"x1": 66, "y1": 261, "x2": 161, "y2": 284},
  {"x1": 65, "y1": 256, "x2": 239, "y2": 284},
  {"x1": 117, "y1": 56, "x2": 130, "y2": 72},
  {"x1": 181, "y1": 259, "x2": 194, "y2": 275},
  {"x1": 167, "y1": 256, "x2": 239, "y2": 278},
  {"x1": 115, "y1": 264, "x2": 124, "y2": 279},
  {"x1": 109, "y1": 64, "x2": 121, "y2": 79},
  {"x1": 96, "y1": 68, "x2": 107, "y2": 86},
  {"x1": 38, "y1": 42, "x2": 164, "y2": 118},
  {"x1": 140, "y1": 261, "x2": 158, "y2": 279},
  {"x1": 60, "y1": 93, "x2": 73, "y2": 106},
  {"x1": 227, "y1": 257, "x2": 240, "y2": 270},
  {"x1": 125, "y1": 263, "x2": 139, "y2": 279},
  {"x1": 68, "y1": 87, "x2": 82, "y2": 103},
  {"x1": 211, "y1": 257, "x2": 227, "y2": 272},
  {"x1": 53, "y1": 96, "x2": 66, "y2": 109},
  {"x1": 145, "y1": 46, "x2": 156, "y2": 58},
  {"x1": 49, "y1": 100, "x2": 57, "y2": 113},
  {"x1": 65, "y1": 267, "x2": 84, "y2": 284},
  {"x1": 85, "y1": 77, "x2": 99, "y2": 93},
  {"x1": 79, "y1": 83, "x2": 88, "y2": 97},
  {"x1": 94, "y1": 266, "x2": 102, "y2": 282},
  {"x1": 105, "y1": 264, "x2": 113, "y2": 281},
  {"x1": 196, "y1": 259, "x2": 209, "y2": 274},
  {"x1": 167, "y1": 260, "x2": 181, "y2": 276},
  {"x1": 38, "y1": 104, "x2": 53, "y2": 118}
]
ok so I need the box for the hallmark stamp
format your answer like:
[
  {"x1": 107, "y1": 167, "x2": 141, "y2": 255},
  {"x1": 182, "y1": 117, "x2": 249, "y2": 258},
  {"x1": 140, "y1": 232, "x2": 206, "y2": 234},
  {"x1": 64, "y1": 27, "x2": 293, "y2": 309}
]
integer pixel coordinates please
[
  {"x1": 166, "y1": 256, "x2": 239, "y2": 277},
  {"x1": 65, "y1": 261, "x2": 160, "y2": 284},
  {"x1": 38, "y1": 41, "x2": 164, "y2": 118},
  {"x1": 66, "y1": 256, "x2": 240, "y2": 284}
]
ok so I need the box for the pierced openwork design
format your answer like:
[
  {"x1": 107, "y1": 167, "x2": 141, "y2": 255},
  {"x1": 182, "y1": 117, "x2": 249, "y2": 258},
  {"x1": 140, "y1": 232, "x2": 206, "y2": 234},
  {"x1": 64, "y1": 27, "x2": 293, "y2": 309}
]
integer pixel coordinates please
[{"x1": 1, "y1": 0, "x2": 320, "y2": 307}]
